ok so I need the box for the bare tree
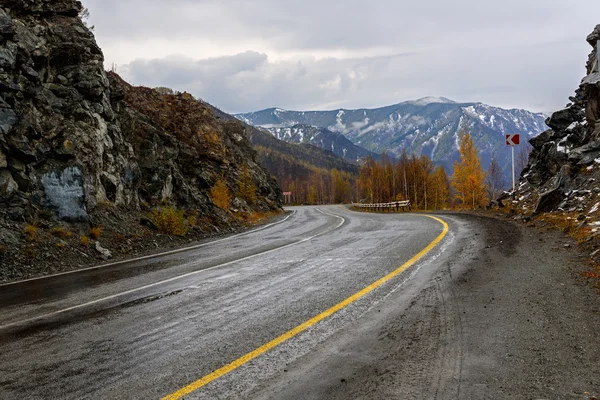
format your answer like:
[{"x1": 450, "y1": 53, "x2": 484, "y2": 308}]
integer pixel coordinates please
[
  {"x1": 79, "y1": 7, "x2": 94, "y2": 31},
  {"x1": 516, "y1": 141, "x2": 533, "y2": 176},
  {"x1": 486, "y1": 155, "x2": 505, "y2": 200}
]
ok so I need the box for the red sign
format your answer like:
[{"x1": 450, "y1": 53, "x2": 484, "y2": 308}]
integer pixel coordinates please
[
  {"x1": 283, "y1": 192, "x2": 292, "y2": 196},
  {"x1": 506, "y1": 134, "x2": 520, "y2": 146}
]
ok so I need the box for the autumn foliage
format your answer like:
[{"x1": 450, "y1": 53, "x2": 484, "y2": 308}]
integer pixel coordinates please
[
  {"x1": 452, "y1": 132, "x2": 488, "y2": 209},
  {"x1": 149, "y1": 207, "x2": 189, "y2": 236},
  {"x1": 238, "y1": 167, "x2": 257, "y2": 205},
  {"x1": 211, "y1": 179, "x2": 232, "y2": 210},
  {"x1": 357, "y1": 152, "x2": 451, "y2": 210}
]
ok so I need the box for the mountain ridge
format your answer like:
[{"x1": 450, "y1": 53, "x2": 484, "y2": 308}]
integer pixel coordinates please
[{"x1": 237, "y1": 97, "x2": 549, "y2": 182}]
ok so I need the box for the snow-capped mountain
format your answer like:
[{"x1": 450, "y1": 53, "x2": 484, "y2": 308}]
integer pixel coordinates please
[
  {"x1": 236, "y1": 98, "x2": 548, "y2": 182},
  {"x1": 266, "y1": 124, "x2": 378, "y2": 163}
]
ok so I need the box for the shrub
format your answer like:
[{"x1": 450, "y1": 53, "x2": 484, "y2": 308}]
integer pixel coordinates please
[
  {"x1": 51, "y1": 226, "x2": 72, "y2": 239},
  {"x1": 89, "y1": 226, "x2": 102, "y2": 240},
  {"x1": 113, "y1": 233, "x2": 126, "y2": 241},
  {"x1": 21, "y1": 247, "x2": 36, "y2": 259},
  {"x1": 149, "y1": 207, "x2": 189, "y2": 236},
  {"x1": 39, "y1": 209, "x2": 54, "y2": 220},
  {"x1": 210, "y1": 179, "x2": 232, "y2": 210},
  {"x1": 80, "y1": 235, "x2": 90, "y2": 247},
  {"x1": 238, "y1": 167, "x2": 257, "y2": 205},
  {"x1": 24, "y1": 224, "x2": 38, "y2": 242}
]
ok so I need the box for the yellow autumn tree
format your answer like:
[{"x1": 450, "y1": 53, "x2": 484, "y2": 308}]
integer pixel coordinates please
[
  {"x1": 210, "y1": 178, "x2": 231, "y2": 210},
  {"x1": 452, "y1": 132, "x2": 488, "y2": 209},
  {"x1": 432, "y1": 166, "x2": 450, "y2": 210}
]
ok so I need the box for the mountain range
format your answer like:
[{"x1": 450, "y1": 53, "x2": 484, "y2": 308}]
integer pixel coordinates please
[{"x1": 237, "y1": 97, "x2": 549, "y2": 182}]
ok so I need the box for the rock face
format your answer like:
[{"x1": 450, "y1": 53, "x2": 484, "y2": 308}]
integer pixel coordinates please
[
  {"x1": 0, "y1": 0, "x2": 281, "y2": 225},
  {"x1": 516, "y1": 24, "x2": 600, "y2": 215}
]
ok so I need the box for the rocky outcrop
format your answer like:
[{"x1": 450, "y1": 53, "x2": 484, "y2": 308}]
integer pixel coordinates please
[
  {"x1": 0, "y1": 0, "x2": 281, "y2": 227},
  {"x1": 515, "y1": 25, "x2": 600, "y2": 215},
  {"x1": 0, "y1": 0, "x2": 138, "y2": 222}
]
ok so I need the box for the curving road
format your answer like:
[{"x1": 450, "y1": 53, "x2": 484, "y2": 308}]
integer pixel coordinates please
[{"x1": 0, "y1": 206, "x2": 599, "y2": 399}]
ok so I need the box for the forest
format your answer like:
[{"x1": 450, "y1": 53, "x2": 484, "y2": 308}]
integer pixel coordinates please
[{"x1": 258, "y1": 132, "x2": 509, "y2": 211}]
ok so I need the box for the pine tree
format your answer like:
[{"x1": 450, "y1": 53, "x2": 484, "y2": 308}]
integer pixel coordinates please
[{"x1": 452, "y1": 132, "x2": 488, "y2": 209}]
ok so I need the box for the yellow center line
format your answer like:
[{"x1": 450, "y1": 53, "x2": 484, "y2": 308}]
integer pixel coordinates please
[{"x1": 162, "y1": 215, "x2": 449, "y2": 400}]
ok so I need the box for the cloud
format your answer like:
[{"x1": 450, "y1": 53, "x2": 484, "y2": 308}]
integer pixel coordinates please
[
  {"x1": 82, "y1": 0, "x2": 600, "y2": 113},
  {"x1": 119, "y1": 40, "x2": 586, "y2": 114}
]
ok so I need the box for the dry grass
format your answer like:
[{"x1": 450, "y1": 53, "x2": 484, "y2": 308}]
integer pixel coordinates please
[
  {"x1": 113, "y1": 233, "x2": 126, "y2": 242},
  {"x1": 24, "y1": 224, "x2": 38, "y2": 242},
  {"x1": 21, "y1": 246, "x2": 36, "y2": 259},
  {"x1": 235, "y1": 210, "x2": 281, "y2": 225},
  {"x1": 51, "y1": 226, "x2": 72, "y2": 239},
  {"x1": 89, "y1": 226, "x2": 102, "y2": 240},
  {"x1": 149, "y1": 207, "x2": 189, "y2": 236},
  {"x1": 80, "y1": 235, "x2": 90, "y2": 247}
]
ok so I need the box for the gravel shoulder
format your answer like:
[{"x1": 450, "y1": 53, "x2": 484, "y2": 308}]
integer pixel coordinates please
[
  {"x1": 248, "y1": 213, "x2": 600, "y2": 400},
  {"x1": 0, "y1": 210, "x2": 287, "y2": 284}
]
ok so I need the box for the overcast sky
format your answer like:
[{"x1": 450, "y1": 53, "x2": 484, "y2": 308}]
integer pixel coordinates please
[{"x1": 82, "y1": 0, "x2": 599, "y2": 114}]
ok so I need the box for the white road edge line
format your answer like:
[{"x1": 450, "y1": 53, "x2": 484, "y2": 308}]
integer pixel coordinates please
[
  {"x1": 0, "y1": 210, "x2": 298, "y2": 288},
  {"x1": 0, "y1": 208, "x2": 346, "y2": 331}
]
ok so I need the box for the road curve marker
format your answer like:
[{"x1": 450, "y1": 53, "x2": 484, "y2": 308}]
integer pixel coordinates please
[{"x1": 162, "y1": 214, "x2": 449, "y2": 400}]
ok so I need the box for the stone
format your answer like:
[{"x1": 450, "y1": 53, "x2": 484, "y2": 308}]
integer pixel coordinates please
[
  {"x1": 546, "y1": 107, "x2": 580, "y2": 132},
  {"x1": 94, "y1": 241, "x2": 112, "y2": 260},
  {"x1": 41, "y1": 166, "x2": 88, "y2": 222},
  {"x1": 586, "y1": 24, "x2": 600, "y2": 46},
  {"x1": 0, "y1": 169, "x2": 18, "y2": 197},
  {"x1": 529, "y1": 129, "x2": 554, "y2": 150},
  {"x1": 0, "y1": 9, "x2": 14, "y2": 36},
  {"x1": 582, "y1": 72, "x2": 600, "y2": 86},
  {"x1": 140, "y1": 218, "x2": 158, "y2": 230},
  {"x1": 534, "y1": 187, "x2": 565, "y2": 214},
  {"x1": 0, "y1": 48, "x2": 16, "y2": 69},
  {"x1": 0, "y1": 108, "x2": 17, "y2": 135}
]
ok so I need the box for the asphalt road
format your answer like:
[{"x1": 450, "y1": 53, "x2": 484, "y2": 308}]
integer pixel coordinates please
[{"x1": 0, "y1": 206, "x2": 599, "y2": 399}]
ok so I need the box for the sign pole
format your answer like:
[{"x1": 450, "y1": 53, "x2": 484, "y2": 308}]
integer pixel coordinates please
[
  {"x1": 511, "y1": 145, "x2": 515, "y2": 192},
  {"x1": 506, "y1": 134, "x2": 520, "y2": 193}
]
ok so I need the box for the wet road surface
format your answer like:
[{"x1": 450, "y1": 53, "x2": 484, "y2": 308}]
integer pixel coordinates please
[{"x1": 1, "y1": 206, "x2": 599, "y2": 399}]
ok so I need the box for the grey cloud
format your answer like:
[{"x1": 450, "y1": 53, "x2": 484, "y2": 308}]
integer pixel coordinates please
[
  {"x1": 83, "y1": 0, "x2": 597, "y2": 51},
  {"x1": 82, "y1": 0, "x2": 600, "y2": 113},
  {"x1": 120, "y1": 39, "x2": 585, "y2": 114}
]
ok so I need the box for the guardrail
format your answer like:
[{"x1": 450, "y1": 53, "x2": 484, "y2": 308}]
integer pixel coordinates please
[{"x1": 351, "y1": 200, "x2": 411, "y2": 212}]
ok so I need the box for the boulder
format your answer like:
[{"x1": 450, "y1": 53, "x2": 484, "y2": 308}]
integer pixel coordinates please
[
  {"x1": 0, "y1": 169, "x2": 18, "y2": 197},
  {"x1": 41, "y1": 167, "x2": 88, "y2": 222},
  {"x1": 534, "y1": 187, "x2": 565, "y2": 214},
  {"x1": 94, "y1": 241, "x2": 112, "y2": 260}
]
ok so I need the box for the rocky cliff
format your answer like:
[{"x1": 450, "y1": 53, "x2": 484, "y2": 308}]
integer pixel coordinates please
[
  {"x1": 0, "y1": 0, "x2": 281, "y2": 280},
  {"x1": 515, "y1": 25, "x2": 600, "y2": 215}
]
